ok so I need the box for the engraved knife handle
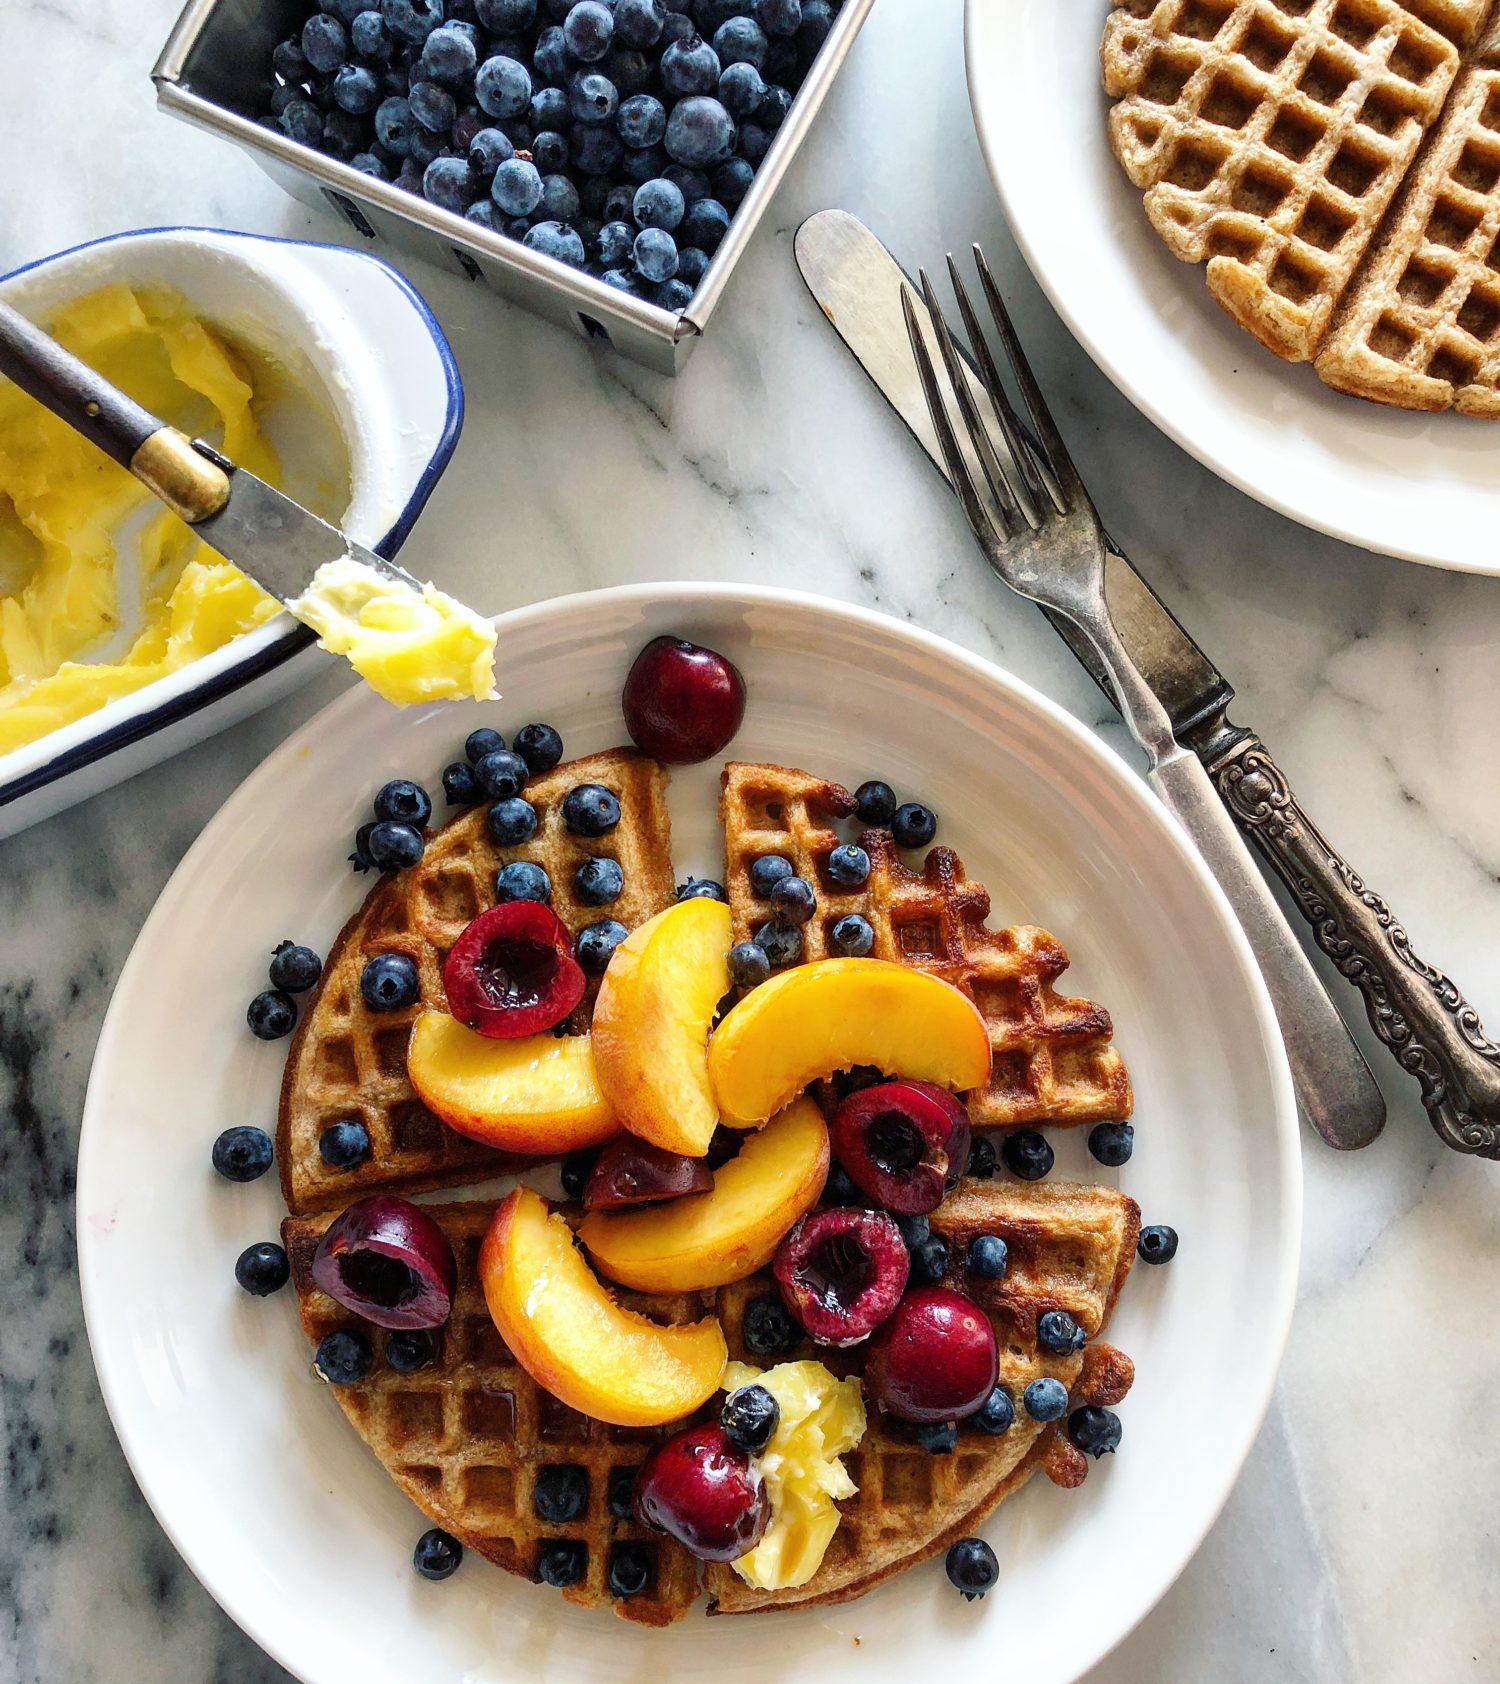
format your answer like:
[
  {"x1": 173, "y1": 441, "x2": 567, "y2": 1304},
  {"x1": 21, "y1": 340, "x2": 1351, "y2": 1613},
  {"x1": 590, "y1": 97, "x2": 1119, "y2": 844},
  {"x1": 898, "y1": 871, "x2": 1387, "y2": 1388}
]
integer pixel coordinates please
[{"x1": 1210, "y1": 735, "x2": 1500, "y2": 1158}]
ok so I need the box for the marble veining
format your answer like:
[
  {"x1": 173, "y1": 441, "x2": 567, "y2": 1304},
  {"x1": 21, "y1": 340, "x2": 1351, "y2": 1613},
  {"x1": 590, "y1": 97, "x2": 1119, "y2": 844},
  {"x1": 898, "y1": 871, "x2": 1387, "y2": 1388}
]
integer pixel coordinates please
[{"x1": 3, "y1": 1, "x2": 1499, "y2": 1680}]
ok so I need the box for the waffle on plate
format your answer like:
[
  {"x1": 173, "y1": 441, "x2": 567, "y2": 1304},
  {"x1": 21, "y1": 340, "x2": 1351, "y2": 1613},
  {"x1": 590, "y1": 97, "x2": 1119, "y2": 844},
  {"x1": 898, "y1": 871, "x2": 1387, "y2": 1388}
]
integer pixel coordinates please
[{"x1": 1102, "y1": 0, "x2": 1500, "y2": 413}]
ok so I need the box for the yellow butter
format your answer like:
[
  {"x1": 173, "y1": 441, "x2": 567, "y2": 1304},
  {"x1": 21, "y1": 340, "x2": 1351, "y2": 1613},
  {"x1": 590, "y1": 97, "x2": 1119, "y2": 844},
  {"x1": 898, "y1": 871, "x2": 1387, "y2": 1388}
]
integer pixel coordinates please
[
  {"x1": 288, "y1": 554, "x2": 496, "y2": 707},
  {"x1": 0, "y1": 283, "x2": 283, "y2": 753},
  {"x1": 724, "y1": 1359, "x2": 866, "y2": 1591}
]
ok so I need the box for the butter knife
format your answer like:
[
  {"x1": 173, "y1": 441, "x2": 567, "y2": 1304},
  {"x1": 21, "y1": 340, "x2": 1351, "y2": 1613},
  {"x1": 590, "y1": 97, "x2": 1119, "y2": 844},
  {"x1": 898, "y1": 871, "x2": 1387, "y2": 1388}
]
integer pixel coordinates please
[{"x1": 798, "y1": 209, "x2": 1500, "y2": 1160}]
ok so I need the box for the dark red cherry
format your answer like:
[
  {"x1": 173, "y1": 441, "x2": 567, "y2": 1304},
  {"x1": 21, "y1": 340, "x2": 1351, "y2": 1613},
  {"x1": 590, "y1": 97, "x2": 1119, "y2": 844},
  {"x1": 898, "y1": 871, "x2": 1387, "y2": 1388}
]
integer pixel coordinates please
[
  {"x1": 443, "y1": 902, "x2": 585, "y2": 1038},
  {"x1": 621, "y1": 635, "x2": 747, "y2": 763},
  {"x1": 831, "y1": 1080, "x2": 972, "y2": 1215},
  {"x1": 633, "y1": 1424, "x2": 768, "y2": 1561},
  {"x1": 311, "y1": 1195, "x2": 457, "y2": 1330},
  {"x1": 772, "y1": 1207, "x2": 909, "y2": 1347},
  {"x1": 864, "y1": 1287, "x2": 998, "y2": 1424},
  {"x1": 582, "y1": 1136, "x2": 714, "y2": 1208}
]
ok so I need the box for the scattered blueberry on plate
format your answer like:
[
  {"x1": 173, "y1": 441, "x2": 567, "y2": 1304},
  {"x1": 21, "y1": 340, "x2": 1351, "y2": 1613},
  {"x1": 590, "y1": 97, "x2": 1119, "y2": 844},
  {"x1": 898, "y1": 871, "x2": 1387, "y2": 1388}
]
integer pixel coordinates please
[
  {"x1": 412, "y1": 1526, "x2": 464, "y2": 1581},
  {"x1": 945, "y1": 1536, "x2": 998, "y2": 1600},
  {"x1": 212, "y1": 1125, "x2": 275, "y2": 1182}
]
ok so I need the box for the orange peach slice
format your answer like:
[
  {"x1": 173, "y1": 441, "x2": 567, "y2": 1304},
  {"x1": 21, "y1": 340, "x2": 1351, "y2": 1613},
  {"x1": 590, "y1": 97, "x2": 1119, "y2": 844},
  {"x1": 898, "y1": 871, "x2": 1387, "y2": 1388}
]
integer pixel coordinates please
[
  {"x1": 578, "y1": 1097, "x2": 830, "y2": 1292},
  {"x1": 592, "y1": 896, "x2": 732, "y2": 1157},
  {"x1": 708, "y1": 958, "x2": 992, "y2": 1127},
  {"x1": 407, "y1": 1011, "x2": 619, "y2": 1155},
  {"x1": 479, "y1": 1187, "x2": 727, "y2": 1427}
]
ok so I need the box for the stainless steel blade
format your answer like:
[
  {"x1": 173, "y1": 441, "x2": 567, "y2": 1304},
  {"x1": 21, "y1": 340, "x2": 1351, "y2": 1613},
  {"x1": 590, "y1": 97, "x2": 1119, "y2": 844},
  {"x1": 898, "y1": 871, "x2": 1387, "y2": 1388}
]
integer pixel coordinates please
[
  {"x1": 794, "y1": 209, "x2": 1234, "y2": 738},
  {"x1": 189, "y1": 463, "x2": 422, "y2": 603}
]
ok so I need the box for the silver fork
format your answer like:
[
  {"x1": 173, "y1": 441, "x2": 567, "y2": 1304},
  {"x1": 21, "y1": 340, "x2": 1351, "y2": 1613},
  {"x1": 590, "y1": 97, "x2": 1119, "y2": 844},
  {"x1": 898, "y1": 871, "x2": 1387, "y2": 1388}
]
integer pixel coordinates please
[{"x1": 903, "y1": 248, "x2": 1384, "y2": 1144}]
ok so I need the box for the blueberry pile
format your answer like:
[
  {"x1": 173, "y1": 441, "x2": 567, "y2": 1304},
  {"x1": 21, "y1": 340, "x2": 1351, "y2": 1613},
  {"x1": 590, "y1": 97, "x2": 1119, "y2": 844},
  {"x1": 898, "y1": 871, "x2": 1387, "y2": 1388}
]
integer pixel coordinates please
[{"x1": 260, "y1": 0, "x2": 845, "y2": 310}]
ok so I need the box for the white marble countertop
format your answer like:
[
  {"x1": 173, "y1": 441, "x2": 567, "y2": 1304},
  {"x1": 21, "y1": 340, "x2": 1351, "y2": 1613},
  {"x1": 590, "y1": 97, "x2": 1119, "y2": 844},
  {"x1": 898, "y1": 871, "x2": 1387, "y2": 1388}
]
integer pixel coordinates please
[{"x1": 3, "y1": 1, "x2": 1498, "y2": 1680}]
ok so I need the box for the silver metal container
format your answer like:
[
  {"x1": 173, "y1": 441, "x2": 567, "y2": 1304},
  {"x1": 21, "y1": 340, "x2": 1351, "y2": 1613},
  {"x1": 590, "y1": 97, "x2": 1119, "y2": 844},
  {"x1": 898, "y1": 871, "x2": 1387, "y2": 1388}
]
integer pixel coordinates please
[{"x1": 153, "y1": 0, "x2": 873, "y2": 375}]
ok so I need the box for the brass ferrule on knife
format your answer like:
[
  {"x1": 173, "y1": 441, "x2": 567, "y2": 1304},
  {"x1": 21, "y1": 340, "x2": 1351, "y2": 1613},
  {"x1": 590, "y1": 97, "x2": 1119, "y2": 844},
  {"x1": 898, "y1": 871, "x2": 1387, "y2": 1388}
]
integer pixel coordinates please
[{"x1": 129, "y1": 427, "x2": 232, "y2": 525}]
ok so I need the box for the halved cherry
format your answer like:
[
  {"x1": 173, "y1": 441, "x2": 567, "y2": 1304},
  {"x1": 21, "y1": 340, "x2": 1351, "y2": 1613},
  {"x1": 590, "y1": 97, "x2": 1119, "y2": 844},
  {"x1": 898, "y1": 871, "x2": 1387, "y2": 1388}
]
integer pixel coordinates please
[
  {"x1": 582, "y1": 1136, "x2": 714, "y2": 1209},
  {"x1": 773, "y1": 1207, "x2": 909, "y2": 1347},
  {"x1": 443, "y1": 902, "x2": 586, "y2": 1038},
  {"x1": 311, "y1": 1195, "x2": 457, "y2": 1330},
  {"x1": 831, "y1": 1079, "x2": 972, "y2": 1215}
]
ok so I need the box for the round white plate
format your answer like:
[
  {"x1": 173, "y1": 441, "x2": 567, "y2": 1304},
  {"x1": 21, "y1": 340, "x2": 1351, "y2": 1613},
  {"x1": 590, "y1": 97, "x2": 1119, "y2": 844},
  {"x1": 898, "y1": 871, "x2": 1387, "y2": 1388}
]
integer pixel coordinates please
[
  {"x1": 78, "y1": 585, "x2": 1299, "y2": 1684},
  {"x1": 966, "y1": 0, "x2": 1500, "y2": 574}
]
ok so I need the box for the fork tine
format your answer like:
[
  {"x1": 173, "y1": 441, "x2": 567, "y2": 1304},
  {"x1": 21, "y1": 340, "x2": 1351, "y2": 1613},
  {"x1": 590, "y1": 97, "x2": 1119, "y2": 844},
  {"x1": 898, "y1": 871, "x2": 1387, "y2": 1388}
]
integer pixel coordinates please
[
  {"x1": 972, "y1": 244, "x2": 1076, "y2": 516},
  {"x1": 917, "y1": 266, "x2": 1026, "y2": 532},
  {"x1": 944, "y1": 253, "x2": 1049, "y2": 513},
  {"x1": 900, "y1": 283, "x2": 1008, "y2": 553}
]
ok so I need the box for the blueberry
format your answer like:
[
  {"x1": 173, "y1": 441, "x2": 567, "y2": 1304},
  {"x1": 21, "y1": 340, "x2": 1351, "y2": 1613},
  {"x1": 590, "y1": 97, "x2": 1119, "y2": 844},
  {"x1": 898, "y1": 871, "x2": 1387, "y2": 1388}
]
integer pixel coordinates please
[
  {"x1": 360, "y1": 953, "x2": 420, "y2": 1011},
  {"x1": 422, "y1": 25, "x2": 477, "y2": 82},
  {"x1": 350, "y1": 150, "x2": 390, "y2": 176},
  {"x1": 607, "y1": 1466, "x2": 638, "y2": 1519},
  {"x1": 574, "y1": 857, "x2": 623, "y2": 906},
  {"x1": 711, "y1": 155, "x2": 753, "y2": 206},
  {"x1": 910, "y1": 1233, "x2": 949, "y2": 1285},
  {"x1": 661, "y1": 31, "x2": 721, "y2": 95},
  {"x1": 762, "y1": 34, "x2": 796, "y2": 81},
  {"x1": 891, "y1": 802, "x2": 937, "y2": 849},
  {"x1": 386, "y1": 1329, "x2": 436, "y2": 1372},
  {"x1": 571, "y1": 68, "x2": 619, "y2": 124},
  {"x1": 853, "y1": 779, "x2": 897, "y2": 826},
  {"x1": 737, "y1": 119, "x2": 770, "y2": 164},
  {"x1": 694, "y1": 0, "x2": 744, "y2": 33},
  {"x1": 538, "y1": 1540, "x2": 587, "y2": 1587},
  {"x1": 616, "y1": 0, "x2": 665, "y2": 47},
  {"x1": 281, "y1": 99, "x2": 326, "y2": 146},
  {"x1": 315, "y1": 1328, "x2": 374, "y2": 1385},
  {"x1": 540, "y1": 170, "x2": 581, "y2": 220},
  {"x1": 407, "y1": 124, "x2": 446, "y2": 166},
  {"x1": 474, "y1": 748, "x2": 530, "y2": 799},
  {"x1": 824, "y1": 1162, "x2": 859, "y2": 1204},
  {"x1": 601, "y1": 268, "x2": 640, "y2": 294},
  {"x1": 675, "y1": 245, "x2": 711, "y2": 287},
  {"x1": 945, "y1": 1537, "x2": 998, "y2": 1600},
  {"x1": 755, "y1": 0, "x2": 800, "y2": 34},
  {"x1": 756, "y1": 82, "x2": 792, "y2": 128},
  {"x1": 713, "y1": 16, "x2": 767, "y2": 66},
  {"x1": 769, "y1": 874, "x2": 815, "y2": 925},
  {"x1": 634, "y1": 176, "x2": 685, "y2": 230},
  {"x1": 967, "y1": 1135, "x2": 998, "y2": 1179},
  {"x1": 368, "y1": 820, "x2": 426, "y2": 872},
  {"x1": 828, "y1": 913, "x2": 873, "y2": 957},
  {"x1": 743, "y1": 1294, "x2": 800, "y2": 1357},
  {"x1": 617, "y1": 91, "x2": 666, "y2": 147},
  {"x1": 565, "y1": 0, "x2": 614, "y2": 57},
  {"x1": 754, "y1": 918, "x2": 802, "y2": 967},
  {"x1": 319, "y1": 1119, "x2": 372, "y2": 1169},
  {"x1": 663, "y1": 162, "x2": 711, "y2": 202},
  {"x1": 1088, "y1": 1121, "x2": 1134, "y2": 1168},
  {"x1": 268, "y1": 942, "x2": 322, "y2": 995},
  {"x1": 495, "y1": 861, "x2": 553, "y2": 904},
  {"x1": 375, "y1": 94, "x2": 416, "y2": 152},
  {"x1": 630, "y1": 225, "x2": 676, "y2": 282},
  {"x1": 597, "y1": 218, "x2": 635, "y2": 266},
  {"x1": 412, "y1": 1527, "x2": 463, "y2": 1580},
  {"x1": 409, "y1": 78, "x2": 457, "y2": 131},
  {"x1": 534, "y1": 23, "x2": 570, "y2": 80},
  {"x1": 212, "y1": 1125, "x2": 274, "y2": 1182},
  {"x1": 974, "y1": 1386, "x2": 1015, "y2": 1435},
  {"x1": 577, "y1": 919, "x2": 629, "y2": 974},
  {"x1": 1002, "y1": 1128, "x2": 1053, "y2": 1181},
  {"x1": 514, "y1": 722, "x2": 564, "y2": 773},
  {"x1": 534, "y1": 1463, "x2": 589, "y2": 1522},
  {"x1": 721, "y1": 1383, "x2": 779, "y2": 1453},
  {"x1": 475, "y1": 53, "x2": 532, "y2": 117},
  {"x1": 442, "y1": 762, "x2": 481, "y2": 807},
  {"x1": 676, "y1": 877, "x2": 726, "y2": 901},
  {"x1": 749, "y1": 853, "x2": 793, "y2": 897},
  {"x1": 605, "y1": 44, "x2": 655, "y2": 94},
  {"x1": 272, "y1": 38, "x2": 313, "y2": 81},
  {"x1": 465, "y1": 726, "x2": 506, "y2": 763},
  {"x1": 382, "y1": 0, "x2": 443, "y2": 42},
  {"x1": 560, "y1": 1150, "x2": 598, "y2": 1201},
  {"x1": 373, "y1": 779, "x2": 431, "y2": 828},
  {"x1": 476, "y1": 0, "x2": 537, "y2": 25},
  {"x1": 916, "y1": 1421, "x2": 957, "y2": 1454},
  {"x1": 718, "y1": 59, "x2": 764, "y2": 115},
  {"x1": 796, "y1": 0, "x2": 834, "y2": 54},
  {"x1": 967, "y1": 1234, "x2": 1009, "y2": 1280},
  {"x1": 728, "y1": 940, "x2": 771, "y2": 988},
  {"x1": 1038, "y1": 1310, "x2": 1086, "y2": 1355},
  {"x1": 1068, "y1": 1405, "x2": 1123, "y2": 1459},
  {"x1": 247, "y1": 990, "x2": 296, "y2": 1040},
  {"x1": 531, "y1": 83, "x2": 572, "y2": 129},
  {"x1": 349, "y1": 821, "x2": 379, "y2": 873},
  {"x1": 466, "y1": 199, "x2": 505, "y2": 230},
  {"x1": 469, "y1": 123, "x2": 517, "y2": 175},
  {"x1": 895, "y1": 1212, "x2": 929, "y2": 1249},
  {"x1": 1138, "y1": 1224, "x2": 1179, "y2": 1265},
  {"x1": 303, "y1": 13, "x2": 351, "y2": 73},
  {"x1": 333, "y1": 62, "x2": 383, "y2": 112},
  {"x1": 235, "y1": 1241, "x2": 290, "y2": 1297},
  {"x1": 1022, "y1": 1376, "x2": 1068, "y2": 1423},
  {"x1": 608, "y1": 1542, "x2": 650, "y2": 1598},
  {"x1": 562, "y1": 783, "x2": 621, "y2": 836},
  {"x1": 825, "y1": 844, "x2": 869, "y2": 889},
  {"x1": 572, "y1": 124, "x2": 624, "y2": 174},
  {"x1": 665, "y1": 95, "x2": 735, "y2": 166},
  {"x1": 525, "y1": 220, "x2": 587, "y2": 265}
]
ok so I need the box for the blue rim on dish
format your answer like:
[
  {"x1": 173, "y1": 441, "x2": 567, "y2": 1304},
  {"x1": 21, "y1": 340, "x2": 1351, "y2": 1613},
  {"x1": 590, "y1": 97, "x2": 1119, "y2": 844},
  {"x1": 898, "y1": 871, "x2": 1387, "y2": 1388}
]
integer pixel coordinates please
[{"x1": 0, "y1": 226, "x2": 465, "y2": 811}]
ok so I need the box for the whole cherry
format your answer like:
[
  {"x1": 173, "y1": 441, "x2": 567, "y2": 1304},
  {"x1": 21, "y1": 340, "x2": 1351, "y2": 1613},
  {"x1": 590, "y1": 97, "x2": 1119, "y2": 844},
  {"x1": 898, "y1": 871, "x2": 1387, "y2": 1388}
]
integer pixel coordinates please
[
  {"x1": 622, "y1": 636, "x2": 747, "y2": 763},
  {"x1": 633, "y1": 1423, "x2": 768, "y2": 1561},
  {"x1": 864, "y1": 1286, "x2": 999, "y2": 1424}
]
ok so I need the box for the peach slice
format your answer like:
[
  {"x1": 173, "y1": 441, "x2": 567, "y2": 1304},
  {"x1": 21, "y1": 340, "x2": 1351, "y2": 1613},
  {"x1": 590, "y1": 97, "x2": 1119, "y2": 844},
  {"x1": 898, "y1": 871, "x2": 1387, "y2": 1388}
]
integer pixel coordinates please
[
  {"x1": 592, "y1": 896, "x2": 733, "y2": 1157},
  {"x1": 708, "y1": 958, "x2": 992, "y2": 1128},
  {"x1": 479, "y1": 1187, "x2": 727, "y2": 1427},
  {"x1": 407, "y1": 1011, "x2": 620, "y2": 1155},
  {"x1": 578, "y1": 1097, "x2": 830, "y2": 1292}
]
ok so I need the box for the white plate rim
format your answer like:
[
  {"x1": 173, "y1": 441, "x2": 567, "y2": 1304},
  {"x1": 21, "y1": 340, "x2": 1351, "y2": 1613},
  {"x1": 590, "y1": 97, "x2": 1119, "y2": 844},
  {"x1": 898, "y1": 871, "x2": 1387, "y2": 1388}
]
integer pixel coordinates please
[
  {"x1": 964, "y1": 0, "x2": 1499, "y2": 576},
  {"x1": 77, "y1": 580, "x2": 1303, "y2": 1684}
]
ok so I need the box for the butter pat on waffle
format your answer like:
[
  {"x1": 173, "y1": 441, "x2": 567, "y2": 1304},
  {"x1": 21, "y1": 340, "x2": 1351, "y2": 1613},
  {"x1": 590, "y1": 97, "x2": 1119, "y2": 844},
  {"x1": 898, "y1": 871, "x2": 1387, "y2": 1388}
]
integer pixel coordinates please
[
  {"x1": 719, "y1": 762, "x2": 1132, "y2": 1130},
  {"x1": 1101, "y1": 0, "x2": 1500, "y2": 411},
  {"x1": 278, "y1": 749, "x2": 674, "y2": 1214}
]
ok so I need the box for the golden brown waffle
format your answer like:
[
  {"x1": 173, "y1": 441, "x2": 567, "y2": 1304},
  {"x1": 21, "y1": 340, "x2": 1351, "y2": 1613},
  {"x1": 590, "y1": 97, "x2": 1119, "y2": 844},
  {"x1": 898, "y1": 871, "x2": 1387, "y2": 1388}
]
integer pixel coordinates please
[
  {"x1": 719, "y1": 762, "x2": 1133, "y2": 1130},
  {"x1": 283, "y1": 1203, "x2": 705, "y2": 1627},
  {"x1": 1102, "y1": 0, "x2": 1500, "y2": 410},
  {"x1": 284, "y1": 1180, "x2": 1137, "y2": 1621},
  {"x1": 278, "y1": 749, "x2": 674, "y2": 1214}
]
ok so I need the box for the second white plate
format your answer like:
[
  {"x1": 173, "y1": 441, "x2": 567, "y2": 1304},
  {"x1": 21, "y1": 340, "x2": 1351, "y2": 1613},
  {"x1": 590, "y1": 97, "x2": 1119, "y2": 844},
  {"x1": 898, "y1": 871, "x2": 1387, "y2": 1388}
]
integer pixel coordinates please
[{"x1": 966, "y1": 0, "x2": 1500, "y2": 573}]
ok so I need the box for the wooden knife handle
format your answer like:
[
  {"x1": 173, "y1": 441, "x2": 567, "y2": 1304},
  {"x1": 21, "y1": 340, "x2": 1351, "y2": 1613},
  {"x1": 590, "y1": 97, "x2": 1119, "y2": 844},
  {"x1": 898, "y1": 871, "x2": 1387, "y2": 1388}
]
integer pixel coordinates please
[{"x1": 1208, "y1": 733, "x2": 1500, "y2": 1157}]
